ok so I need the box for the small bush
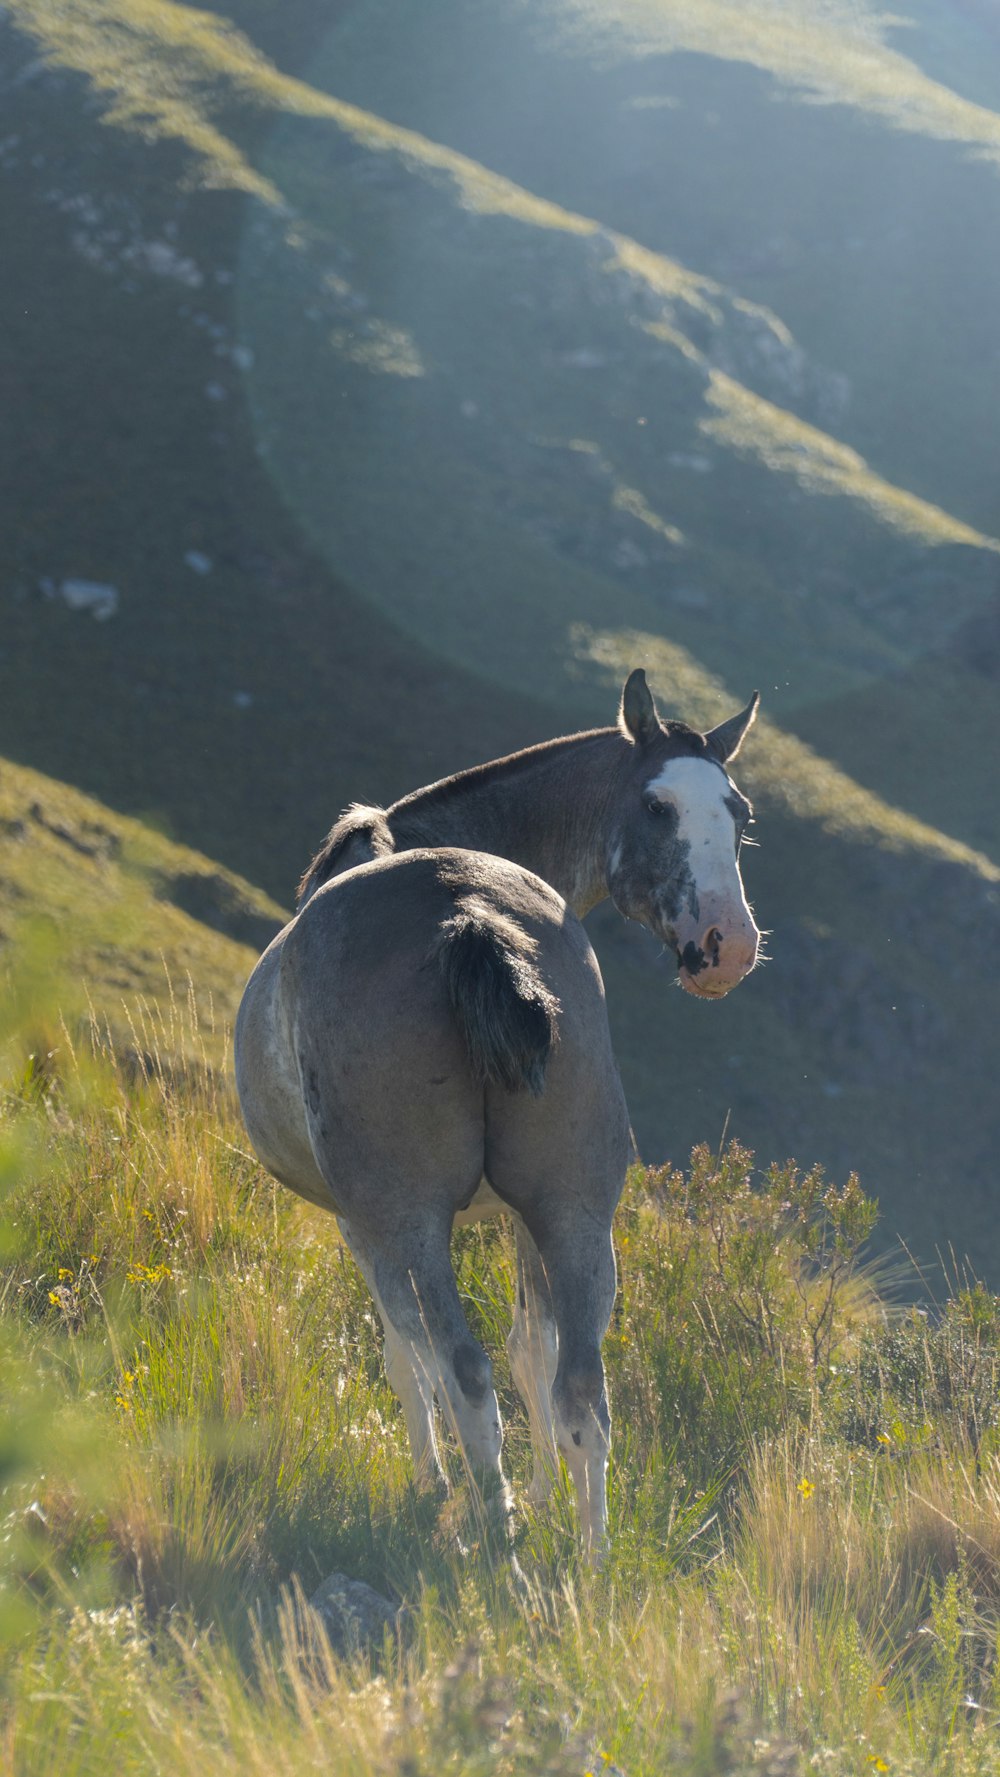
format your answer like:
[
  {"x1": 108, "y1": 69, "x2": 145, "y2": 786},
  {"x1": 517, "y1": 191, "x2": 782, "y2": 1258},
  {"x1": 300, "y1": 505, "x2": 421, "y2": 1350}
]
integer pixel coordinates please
[
  {"x1": 608, "y1": 1145, "x2": 877, "y2": 1494},
  {"x1": 835, "y1": 1285, "x2": 1000, "y2": 1457}
]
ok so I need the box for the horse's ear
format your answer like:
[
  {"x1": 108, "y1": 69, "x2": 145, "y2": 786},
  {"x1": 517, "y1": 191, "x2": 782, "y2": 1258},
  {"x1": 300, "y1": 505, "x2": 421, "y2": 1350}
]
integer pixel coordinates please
[
  {"x1": 705, "y1": 692, "x2": 760, "y2": 764},
  {"x1": 619, "y1": 668, "x2": 661, "y2": 746}
]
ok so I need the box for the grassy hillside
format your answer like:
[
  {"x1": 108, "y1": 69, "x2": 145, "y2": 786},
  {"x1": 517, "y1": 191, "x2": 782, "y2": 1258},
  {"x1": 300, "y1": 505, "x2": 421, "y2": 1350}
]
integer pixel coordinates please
[
  {"x1": 6, "y1": 981, "x2": 1000, "y2": 1772},
  {"x1": 3, "y1": 657, "x2": 998, "y2": 1279},
  {"x1": 4, "y1": 5, "x2": 1000, "y2": 1737},
  {"x1": 1, "y1": 0, "x2": 999, "y2": 1273},
  {"x1": 0, "y1": 754, "x2": 283, "y2": 1064}
]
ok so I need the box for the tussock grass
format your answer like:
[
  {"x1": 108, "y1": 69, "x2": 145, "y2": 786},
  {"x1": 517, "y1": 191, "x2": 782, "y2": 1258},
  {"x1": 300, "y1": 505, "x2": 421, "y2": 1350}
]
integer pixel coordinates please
[{"x1": 4, "y1": 975, "x2": 1000, "y2": 1772}]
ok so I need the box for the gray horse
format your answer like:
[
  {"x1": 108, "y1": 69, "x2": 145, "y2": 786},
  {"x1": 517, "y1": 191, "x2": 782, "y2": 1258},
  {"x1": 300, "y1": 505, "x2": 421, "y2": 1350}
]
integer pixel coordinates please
[{"x1": 234, "y1": 670, "x2": 760, "y2": 1559}]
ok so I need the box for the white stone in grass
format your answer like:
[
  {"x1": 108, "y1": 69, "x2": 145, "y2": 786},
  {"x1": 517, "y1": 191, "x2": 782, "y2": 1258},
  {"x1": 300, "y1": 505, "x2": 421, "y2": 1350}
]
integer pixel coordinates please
[
  {"x1": 560, "y1": 347, "x2": 607, "y2": 369},
  {"x1": 133, "y1": 239, "x2": 203, "y2": 287},
  {"x1": 54, "y1": 578, "x2": 120, "y2": 620}
]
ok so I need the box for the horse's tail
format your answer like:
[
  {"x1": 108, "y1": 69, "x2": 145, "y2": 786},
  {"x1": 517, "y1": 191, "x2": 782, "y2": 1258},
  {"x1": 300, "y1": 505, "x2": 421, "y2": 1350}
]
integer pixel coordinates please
[{"x1": 431, "y1": 898, "x2": 559, "y2": 1096}]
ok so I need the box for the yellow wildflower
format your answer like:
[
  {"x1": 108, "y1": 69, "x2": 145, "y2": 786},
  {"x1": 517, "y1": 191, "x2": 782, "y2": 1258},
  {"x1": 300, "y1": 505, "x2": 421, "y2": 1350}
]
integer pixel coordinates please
[
  {"x1": 797, "y1": 1477, "x2": 815, "y2": 1500},
  {"x1": 127, "y1": 1261, "x2": 172, "y2": 1284}
]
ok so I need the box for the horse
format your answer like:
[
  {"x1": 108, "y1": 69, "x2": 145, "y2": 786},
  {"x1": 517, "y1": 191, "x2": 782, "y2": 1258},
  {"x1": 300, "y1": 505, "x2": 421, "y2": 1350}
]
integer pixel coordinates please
[{"x1": 234, "y1": 670, "x2": 761, "y2": 1560}]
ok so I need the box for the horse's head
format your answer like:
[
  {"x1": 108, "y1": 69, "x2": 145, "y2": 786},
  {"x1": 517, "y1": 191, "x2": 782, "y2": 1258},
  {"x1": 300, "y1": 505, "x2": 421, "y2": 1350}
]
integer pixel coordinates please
[{"x1": 606, "y1": 670, "x2": 761, "y2": 999}]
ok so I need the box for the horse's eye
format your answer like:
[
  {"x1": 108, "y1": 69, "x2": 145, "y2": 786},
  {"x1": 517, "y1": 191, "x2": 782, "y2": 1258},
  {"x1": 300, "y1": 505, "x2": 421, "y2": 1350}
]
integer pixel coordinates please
[{"x1": 643, "y1": 794, "x2": 664, "y2": 815}]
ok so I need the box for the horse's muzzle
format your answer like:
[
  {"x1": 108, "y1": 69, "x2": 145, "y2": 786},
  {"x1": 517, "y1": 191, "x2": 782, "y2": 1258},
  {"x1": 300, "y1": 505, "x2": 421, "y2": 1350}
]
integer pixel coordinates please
[{"x1": 675, "y1": 918, "x2": 758, "y2": 998}]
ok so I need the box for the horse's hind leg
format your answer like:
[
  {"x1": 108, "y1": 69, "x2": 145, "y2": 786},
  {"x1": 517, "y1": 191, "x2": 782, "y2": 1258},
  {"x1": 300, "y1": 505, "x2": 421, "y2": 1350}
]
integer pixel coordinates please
[
  {"x1": 382, "y1": 1321, "x2": 441, "y2": 1488},
  {"x1": 526, "y1": 1211, "x2": 617, "y2": 1562},
  {"x1": 338, "y1": 1220, "x2": 443, "y2": 1489},
  {"x1": 507, "y1": 1221, "x2": 559, "y2": 1506},
  {"x1": 341, "y1": 1212, "x2": 507, "y2": 1505}
]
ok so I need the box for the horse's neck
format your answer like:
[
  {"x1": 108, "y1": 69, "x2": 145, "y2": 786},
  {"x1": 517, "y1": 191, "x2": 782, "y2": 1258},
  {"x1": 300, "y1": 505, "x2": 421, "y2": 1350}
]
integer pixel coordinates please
[{"x1": 387, "y1": 730, "x2": 623, "y2": 916}]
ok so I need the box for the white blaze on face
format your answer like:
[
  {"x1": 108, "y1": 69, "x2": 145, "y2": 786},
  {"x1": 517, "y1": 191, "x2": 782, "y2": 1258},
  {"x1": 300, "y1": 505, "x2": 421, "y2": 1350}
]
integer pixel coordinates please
[
  {"x1": 647, "y1": 758, "x2": 739, "y2": 897},
  {"x1": 646, "y1": 755, "x2": 758, "y2": 992}
]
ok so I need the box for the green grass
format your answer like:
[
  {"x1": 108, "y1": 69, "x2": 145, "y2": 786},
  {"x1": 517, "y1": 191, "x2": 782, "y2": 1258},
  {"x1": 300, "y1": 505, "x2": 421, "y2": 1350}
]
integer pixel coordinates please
[
  {"x1": 0, "y1": 754, "x2": 284, "y2": 1067},
  {"x1": 3, "y1": 0, "x2": 1000, "y2": 1461},
  {"x1": 0, "y1": 50, "x2": 995, "y2": 1769},
  {"x1": 5, "y1": 959, "x2": 1000, "y2": 1772}
]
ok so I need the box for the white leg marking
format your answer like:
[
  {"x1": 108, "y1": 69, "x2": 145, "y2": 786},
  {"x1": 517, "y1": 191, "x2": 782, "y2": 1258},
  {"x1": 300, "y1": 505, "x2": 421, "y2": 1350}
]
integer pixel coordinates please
[{"x1": 507, "y1": 1222, "x2": 559, "y2": 1505}]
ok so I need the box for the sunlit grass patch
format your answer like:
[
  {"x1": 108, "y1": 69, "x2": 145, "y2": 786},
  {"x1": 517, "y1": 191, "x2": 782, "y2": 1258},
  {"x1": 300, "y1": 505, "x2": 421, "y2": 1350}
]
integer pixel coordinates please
[
  {"x1": 0, "y1": 756, "x2": 285, "y2": 1071},
  {"x1": 549, "y1": 0, "x2": 1000, "y2": 171},
  {"x1": 702, "y1": 371, "x2": 1000, "y2": 556}
]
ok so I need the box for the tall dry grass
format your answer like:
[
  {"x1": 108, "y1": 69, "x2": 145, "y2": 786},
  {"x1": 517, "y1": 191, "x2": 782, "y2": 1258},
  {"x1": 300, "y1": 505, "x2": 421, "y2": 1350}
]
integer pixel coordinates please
[{"x1": 3, "y1": 968, "x2": 1000, "y2": 1772}]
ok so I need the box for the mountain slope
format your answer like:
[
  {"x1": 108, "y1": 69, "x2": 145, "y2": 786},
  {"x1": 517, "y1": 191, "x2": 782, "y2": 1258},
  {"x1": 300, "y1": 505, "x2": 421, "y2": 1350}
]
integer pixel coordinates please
[{"x1": 3, "y1": 0, "x2": 999, "y2": 1274}]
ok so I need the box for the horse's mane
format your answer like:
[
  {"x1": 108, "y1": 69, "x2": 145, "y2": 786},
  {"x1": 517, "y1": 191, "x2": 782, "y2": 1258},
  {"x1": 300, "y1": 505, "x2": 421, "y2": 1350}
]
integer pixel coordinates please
[{"x1": 296, "y1": 803, "x2": 394, "y2": 907}]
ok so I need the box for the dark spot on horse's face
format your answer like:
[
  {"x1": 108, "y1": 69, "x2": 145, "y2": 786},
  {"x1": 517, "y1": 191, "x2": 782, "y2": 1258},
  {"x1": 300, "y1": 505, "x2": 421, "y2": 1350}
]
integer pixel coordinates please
[
  {"x1": 572, "y1": 1431, "x2": 582, "y2": 1447},
  {"x1": 680, "y1": 940, "x2": 708, "y2": 976},
  {"x1": 658, "y1": 868, "x2": 698, "y2": 929},
  {"x1": 609, "y1": 801, "x2": 694, "y2": 928}
]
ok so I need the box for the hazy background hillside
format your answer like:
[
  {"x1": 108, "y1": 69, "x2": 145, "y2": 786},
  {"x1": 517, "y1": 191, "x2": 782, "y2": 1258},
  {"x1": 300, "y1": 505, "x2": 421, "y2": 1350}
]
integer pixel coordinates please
[{"x1": 2, "y1": 0, "x2": 998, "y2": 1277}]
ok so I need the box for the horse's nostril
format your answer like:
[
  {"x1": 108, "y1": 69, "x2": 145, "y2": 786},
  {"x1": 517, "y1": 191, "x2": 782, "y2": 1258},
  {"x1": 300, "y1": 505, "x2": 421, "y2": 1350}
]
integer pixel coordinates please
[{"x1": 704, "y1": 926, "x2": 723, "y2": 964}]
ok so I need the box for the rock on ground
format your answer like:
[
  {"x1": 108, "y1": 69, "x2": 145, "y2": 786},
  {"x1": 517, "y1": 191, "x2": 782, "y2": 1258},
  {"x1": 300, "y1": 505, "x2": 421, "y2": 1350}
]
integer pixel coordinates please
[{"x1": 308, "y1": 1571, "x2": 403, "y2": 1656}]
